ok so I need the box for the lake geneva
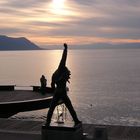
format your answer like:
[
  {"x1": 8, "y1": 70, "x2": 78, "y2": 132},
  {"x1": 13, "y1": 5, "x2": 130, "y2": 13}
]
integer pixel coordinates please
[{"x1": 0, "y1": 49, "x2": 140, "y2": 126}]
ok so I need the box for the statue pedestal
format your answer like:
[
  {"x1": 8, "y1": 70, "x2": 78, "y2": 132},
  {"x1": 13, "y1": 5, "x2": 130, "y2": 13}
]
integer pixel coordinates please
[
  {"x1": 41, "y1": 122, "x2": 83, "y2": 140},
  {"x1": 93, "y1": 126, "x2": 108, "y2": 140}
]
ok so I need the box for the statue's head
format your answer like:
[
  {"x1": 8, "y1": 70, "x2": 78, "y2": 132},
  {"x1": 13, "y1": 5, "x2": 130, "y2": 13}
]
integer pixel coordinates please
[
  {"x1": 64, "y1": 43, "x2": 67, "y2": 49},
  {"x1": 52, "y1": 66, "x2": 71, "y2": 83},
  {"x1": 63, "y1": 66, "x2": 71, "y2": 82}
]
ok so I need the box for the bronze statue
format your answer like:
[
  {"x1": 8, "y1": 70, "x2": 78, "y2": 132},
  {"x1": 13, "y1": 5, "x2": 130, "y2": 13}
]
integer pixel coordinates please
[
  {"x1": 46, "y1": 43, "x2": 81, "y2": 127},
  {"x1": 40, "y1": 75, "x2": 47, "y2": 94}
]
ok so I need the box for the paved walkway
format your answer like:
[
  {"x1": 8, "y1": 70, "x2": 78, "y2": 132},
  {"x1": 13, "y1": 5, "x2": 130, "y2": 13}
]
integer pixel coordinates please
[
  {"x1": 0, "y1": 118, "x2": 140, "y2": 140},
  {"x1": 0, "y1": 131, "x2": 41, "y2": 140},
  {"x1": 0, "y1": 119, "x2": 42, "y2": 140},
  {"x1": 0, "y1": 90, "x2": 52, "y2": 102}
]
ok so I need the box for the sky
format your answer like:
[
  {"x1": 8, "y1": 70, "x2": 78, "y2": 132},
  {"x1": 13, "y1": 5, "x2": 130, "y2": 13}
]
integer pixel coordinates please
[{"x1": 0, "y1": 0, "x2": 140, "y2": 48}]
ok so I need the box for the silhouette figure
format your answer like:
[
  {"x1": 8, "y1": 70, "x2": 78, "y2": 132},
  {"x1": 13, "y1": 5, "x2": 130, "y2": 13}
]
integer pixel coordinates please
[
  {"x1": 46, "y1": 43, "x2": 81, "y2": 126},
  {"x1": 40, "y1": 75, "x2": 47, "y2": 94}
]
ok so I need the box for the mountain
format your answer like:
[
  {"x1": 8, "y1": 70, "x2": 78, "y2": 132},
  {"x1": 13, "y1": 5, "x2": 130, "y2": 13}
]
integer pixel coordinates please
[
  {"x1": 71, "y1": 43, "x2": 140, "y2": 49},
  {"x1": 0, "y1": 35, "x2": 42, "y2": 50},
  {"x1": 43, "y1": 43, "x2": 140, "y2": 50}
]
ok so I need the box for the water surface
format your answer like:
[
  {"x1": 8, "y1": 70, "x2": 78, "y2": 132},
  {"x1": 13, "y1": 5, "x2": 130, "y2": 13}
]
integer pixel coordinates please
[{"x1": 0, "y1": 49, "x2": 140, "y2": 126}]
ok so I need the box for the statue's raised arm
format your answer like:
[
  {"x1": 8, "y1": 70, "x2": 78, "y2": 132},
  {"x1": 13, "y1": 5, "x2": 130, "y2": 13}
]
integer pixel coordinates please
[
  {"x1": 58, "y1": 43, "x2": 67, "y2": 70},
  {"x1": 51, "y1": 43, "x2": 68, "y2": 89}
]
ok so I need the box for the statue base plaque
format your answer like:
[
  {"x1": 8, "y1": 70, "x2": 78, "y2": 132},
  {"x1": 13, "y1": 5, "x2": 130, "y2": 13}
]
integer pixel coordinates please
[{"x1": 41, "y1": 122, "x2": 83, "y2": 140}]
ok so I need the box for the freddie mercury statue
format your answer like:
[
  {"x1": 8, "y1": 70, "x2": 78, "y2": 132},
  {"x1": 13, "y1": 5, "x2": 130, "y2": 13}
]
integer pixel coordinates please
[{"x1": 46, "y1": 43, "x2": 81, "y2": 127}]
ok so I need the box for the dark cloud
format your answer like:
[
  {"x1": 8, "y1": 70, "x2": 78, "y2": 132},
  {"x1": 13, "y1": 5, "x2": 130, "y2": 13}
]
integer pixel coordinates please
[
  {"x1": 28, "y1": 21, "x2": 66, "y2": 27},
  {"x1": 0, "y1": 28, "x2": 23, "y2": 34},
  {"x1": 2, "y1": 0, "x2": 48, "y2": 8},
  {"x1": 0, "y1": 7, "x2": 28, "y2": 16},
  {"x1": 74, "y1": 16, "x2": 140, "y2": 29},
  {"x1": 36, "y1": 24, "x2": 140, "y2": 40},
  {"x1": 73, "y1": 0, "x2": 98, "y2": 6}
]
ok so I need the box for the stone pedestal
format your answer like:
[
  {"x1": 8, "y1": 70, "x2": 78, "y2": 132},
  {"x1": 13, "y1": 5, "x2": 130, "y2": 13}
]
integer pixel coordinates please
[
  {"x1": 93, "y1": 126, "x2": 108, "y2": 140},
  {"x1": 41, "y1": 122, "x2": 83, "y2": 140}
]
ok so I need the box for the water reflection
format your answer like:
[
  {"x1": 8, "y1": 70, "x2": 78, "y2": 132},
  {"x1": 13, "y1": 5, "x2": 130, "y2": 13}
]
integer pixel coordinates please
[
  {"x1": 0, "y1": 50, "x2": 63, "y2": 86},
  {"x1": 1, "y1": 49, "x2": 140, "y2": 126}
]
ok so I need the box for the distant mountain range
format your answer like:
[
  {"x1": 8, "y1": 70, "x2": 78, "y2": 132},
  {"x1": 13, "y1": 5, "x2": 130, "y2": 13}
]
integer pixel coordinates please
[
  {"x1": 43, "y1": 43, "x2": 140, "y2": 50},
  {"x1": 0, "y1": 35, "x2": 42, "y2": 50},
  {"x1": 1, "y1": 35, "x2": 140, "y2": 50},
  {"x1": 70, "y1": 43, "x2": 140, "y2": 49}
]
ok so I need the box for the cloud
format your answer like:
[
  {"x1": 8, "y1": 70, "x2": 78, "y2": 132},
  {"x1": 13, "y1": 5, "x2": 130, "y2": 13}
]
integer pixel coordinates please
[
  {"x1": 0, "y1": 0, "x2": 140, "y2": 46},
  {"x1": 0, "y1": 28, "x2": 23, "y2": 35},
  {"x1": 1, "y1": 0, "x2": 48, "y2": 8},
  {"x1": 73, "y1": 0, "x2": 98, "y2": 6}
]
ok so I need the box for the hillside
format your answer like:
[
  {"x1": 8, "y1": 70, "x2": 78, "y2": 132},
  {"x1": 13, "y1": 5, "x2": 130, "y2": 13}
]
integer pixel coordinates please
[{"x1": 0, "y1": 35, "x2": 42, "y2": 50}]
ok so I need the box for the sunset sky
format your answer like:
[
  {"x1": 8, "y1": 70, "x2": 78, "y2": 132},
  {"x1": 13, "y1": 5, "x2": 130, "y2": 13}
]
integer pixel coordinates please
[{"x1": 0, "y1": 0, "x2": 140, "y2": 48}]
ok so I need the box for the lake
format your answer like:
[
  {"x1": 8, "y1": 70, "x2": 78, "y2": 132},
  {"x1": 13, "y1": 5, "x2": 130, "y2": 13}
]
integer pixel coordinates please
[{"x1": 0, "y1": 49, "x2": 140, "y2": 126}]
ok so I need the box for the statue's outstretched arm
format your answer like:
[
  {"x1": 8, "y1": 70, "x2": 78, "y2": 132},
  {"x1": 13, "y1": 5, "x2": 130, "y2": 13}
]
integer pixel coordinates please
[{"x1": 58, "y1": 43, "x2": 67, "y2": 70}]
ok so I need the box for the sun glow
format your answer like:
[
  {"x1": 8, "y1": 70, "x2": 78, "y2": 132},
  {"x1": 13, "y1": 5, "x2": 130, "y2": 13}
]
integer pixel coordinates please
[
  {"x1": 53, "y1": 0, "x2": 65, "y2": 7},
  {"x1": 50, "y1": 0, "x2": 68, "y2": 15}
]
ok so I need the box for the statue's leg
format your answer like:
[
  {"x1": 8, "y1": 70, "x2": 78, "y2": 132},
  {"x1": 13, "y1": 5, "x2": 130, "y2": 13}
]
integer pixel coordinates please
[
  {"x1": 63, "y1": 95, "x2": 80, "y2": 124},
  {"x1": 46, "y1": 94, "x2": 59, "y2": 126}
]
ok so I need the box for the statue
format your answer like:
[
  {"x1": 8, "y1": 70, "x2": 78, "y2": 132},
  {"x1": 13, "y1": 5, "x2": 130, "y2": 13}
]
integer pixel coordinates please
[
  {"x1": 40, "y1": 75, "x2": 47, "y2": 94},
  {"x1": 45, "y1": 43, "x2": 81, "y2": 127}
]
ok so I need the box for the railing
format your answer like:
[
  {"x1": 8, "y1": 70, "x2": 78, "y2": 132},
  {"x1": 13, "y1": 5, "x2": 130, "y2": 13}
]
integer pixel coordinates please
[
  {"x1": 0, "y1": 85, "x2": 15, "y2": 91},
  {"x1": 0, "y1": 85, "x2": 54, "y2": 93}
]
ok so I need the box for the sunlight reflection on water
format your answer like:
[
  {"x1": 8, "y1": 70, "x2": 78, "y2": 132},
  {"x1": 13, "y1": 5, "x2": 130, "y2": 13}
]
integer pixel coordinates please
[{"x1": 0, "y1": 49, "x2": 140, "y2": 126}]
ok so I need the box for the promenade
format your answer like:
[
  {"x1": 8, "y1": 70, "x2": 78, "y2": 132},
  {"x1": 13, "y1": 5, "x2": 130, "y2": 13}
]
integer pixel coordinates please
[
  {"x1": 0, "y1": 118, "x2": 139, "y2": 140},
  {"x1": 0, "y1": 87, "x2": 53, "y2": 117},
  {"x1": 0, "y1": 87, "x2": 139, "y2": 140},
  {"x1": 0, "y1": 89, "x2": 52, "y2": 102}
]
